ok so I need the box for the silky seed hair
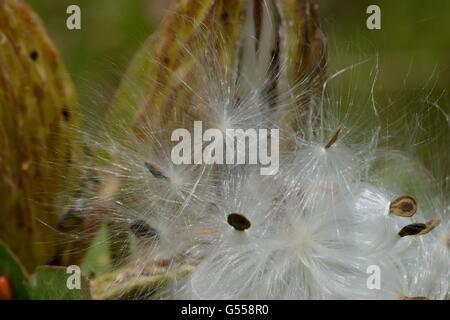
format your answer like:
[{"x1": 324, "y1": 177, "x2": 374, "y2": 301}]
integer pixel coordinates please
[{"x1": 60, "y1": 0, "x2": 449, "y2": 299}]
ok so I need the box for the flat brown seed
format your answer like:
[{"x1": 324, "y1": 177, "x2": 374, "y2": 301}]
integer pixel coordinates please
[
  {"x1": 324, "y1": 125, "x2": 343, "y2": 149},
  {"x1": 144, "y1": 162, "x2": 168, "y2": 180},
  {"x1": 389, "y1": 195, "x2": 417, "y2": 217},
  {"x1": 227, "y1": 213, "x2": 251, "y2": 231},
  {"x1": 398, "y1": 219, "x2": 441, "y2": 237},
  {"x1": 398, "y1": 223, "x2": 427, "y2": 237}
]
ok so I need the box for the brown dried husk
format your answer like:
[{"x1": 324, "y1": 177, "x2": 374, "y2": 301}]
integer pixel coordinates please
[{"x1": 0, "y1": 0, "x2": 81, "y2": 271}]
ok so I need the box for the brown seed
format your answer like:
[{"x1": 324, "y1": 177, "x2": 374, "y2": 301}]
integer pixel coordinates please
[
  {"x1": 324, "y1": 125, "x2": 343, "y2": 149},
  {"x1": 389, "y1": 195, "x2": 417, "y2": 217},
  {"x1": 227, "y1": 213, "x2": 251, "y2": 231},
  {"x1": 398, "y1": 223, "x2": 427, "y2": 237},
  {"x1": 398, "y1": 219, "x2": 441, "y2": 237},
  {"x1": 144, "y1": 162, "x2": 168, "y2": 180}
]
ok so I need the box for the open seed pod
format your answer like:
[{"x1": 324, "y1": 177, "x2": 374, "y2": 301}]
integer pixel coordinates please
[
  {"x1": 108, "y1": 0, "x2": 326, "y2": 139},
  {"x1": 93, "y1": 0, "x2": 326, "y2": 297}
]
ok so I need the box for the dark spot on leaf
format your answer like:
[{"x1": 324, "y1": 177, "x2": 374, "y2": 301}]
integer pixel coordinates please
[
  {"x1": 65, "y1": 150, "x2": 72, "y2": 164},
  {"x1": 30, "y1": 50, "x2": 39, "y2": 61},
  {"x1": 253, "y1": 0, "x2": 262, "y2": 50},
  {"x1": 61, "y1": 107, "x2": 71, "y2": 121},
  {"x1": 221, "y1": 11, "x2": 229, "y2": 22}
]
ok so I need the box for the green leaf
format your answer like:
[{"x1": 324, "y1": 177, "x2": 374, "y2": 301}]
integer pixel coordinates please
[
  {"x1": 27, "y1": 266, "x2": 91, "y2": 300},
  {"x1": 0, "y1": 240, "x2": 29, "y2": 299}
]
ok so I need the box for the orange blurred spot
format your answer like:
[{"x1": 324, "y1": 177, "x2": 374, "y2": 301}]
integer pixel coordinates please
[{"x1": 0, "y1": 276, "x2": 13, "y2": 300}]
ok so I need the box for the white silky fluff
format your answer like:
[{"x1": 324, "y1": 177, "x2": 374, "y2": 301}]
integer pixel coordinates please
[{"x1": 86, "y1": 1, "x2": 450, "y2": 300}]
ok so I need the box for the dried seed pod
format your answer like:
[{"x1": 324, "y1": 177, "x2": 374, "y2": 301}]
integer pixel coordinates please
[
  {"x1": 107, "y1": 0, "x2": 326, "y2": 141},
  {"x1": 144, "y1": 162, "x2": 168, "y2": 180},
  {"x1": 398, "y1": 219, "x2": 441, "y2": 237},
  {"x1": 227, "y1": 213, "x2": 251, "y2": 231},
  {"x1": 389, "y1": 195, "x2": 417, "y2": 217},
  {"x1": 0, "y1": 0, "x2": 81, "y2": 271},
  {"x1": 129, "y1": 220, "x2": 160, "y2": 240},
  {"x1": 324, "y1": 125, "x2": 342, "y2": 149}
]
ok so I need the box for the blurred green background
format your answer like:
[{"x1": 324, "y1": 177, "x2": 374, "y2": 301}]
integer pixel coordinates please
[
  {"x1": 25, "y1": 0, "x2": 449, "y2": 275},
  {"x1": 26, "y1": 0, "x2": 450, "y2": 126},
  {"x1": 26, "y1": 0, "x2": 450, "y2": 116},
  {"x1": 27, "y1": 0, "x2": 167, "y2": 122},
  {"x1": 25, "y1": 2, "x2": 449, "y2": 101}
]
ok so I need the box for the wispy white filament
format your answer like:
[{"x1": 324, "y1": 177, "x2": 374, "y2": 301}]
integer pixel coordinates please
[{"x1": 77, "y1": 1, "x2": 449, "y2": 300}]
